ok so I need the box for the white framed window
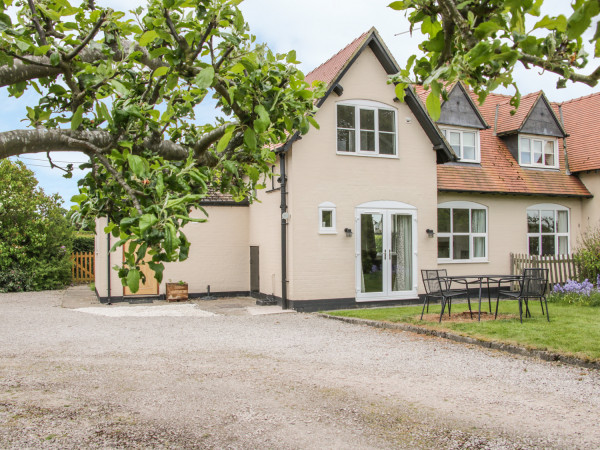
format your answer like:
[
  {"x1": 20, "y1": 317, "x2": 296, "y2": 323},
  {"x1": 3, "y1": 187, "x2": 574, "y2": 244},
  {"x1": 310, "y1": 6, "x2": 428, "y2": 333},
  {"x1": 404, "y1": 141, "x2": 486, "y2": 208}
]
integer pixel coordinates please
[
  {"x1": 519, "y1": 135, "x2": 558, "y2": 168},
  {"x1": 336, "y1": 100, "x2": 397, "y2": 157},
  {"x1": 527, "y1": 204, "x2": 569, "y2": 256},
  {"x1": 437, "y1": 201, "x2": 488, "y2": 263},
  {"x1": 440, "y1": 127, "x2": 480, "y2": 163},
  {"x1": 319, "y1": 202, "x2": 337, "y2": 234}
]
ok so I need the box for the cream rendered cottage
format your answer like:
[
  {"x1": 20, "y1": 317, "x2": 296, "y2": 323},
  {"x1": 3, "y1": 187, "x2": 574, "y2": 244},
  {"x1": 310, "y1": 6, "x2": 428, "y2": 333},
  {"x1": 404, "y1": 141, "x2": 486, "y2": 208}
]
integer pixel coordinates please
[{"x1": 94, "y1": 28, "x2": 598, "y2": 311}]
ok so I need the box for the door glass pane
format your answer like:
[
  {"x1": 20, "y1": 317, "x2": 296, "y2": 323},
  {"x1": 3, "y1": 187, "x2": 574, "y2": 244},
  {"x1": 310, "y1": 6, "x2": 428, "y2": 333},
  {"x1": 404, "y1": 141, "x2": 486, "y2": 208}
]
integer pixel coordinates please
[
  {"x1": 360, "y1": 131, "x2": 375, "y2": 151},
  {"x1": 529, "y1": 236, "x2": 539, "y2": 255},
  {"x1": 473, "y1": 236, "x2": 486, "y2": 258},
  {"x1": 557, "y1": 210, "x2": 568, "y2": 233},
  {"x1": 438, "y1": 208, "x2": 450, "y2": 233},
  {"x1": 527, "y1": 210, "x2": 539, "y2": 233},
  {"x1": 360, "y1": 109, "x2": 375, "y2": 130},
  {"x1": 453, "y1": 209, "x2": 469, "y2": 233},
  {"x1": 453, "y1": 235, "x2": 470, "y2": 260},
  {"x1": 471, "y1": 209, "x2": 486, "y2": 233},
  {"x1": 391, "y1": 215, "x2": 412, "y2": 292},
  {"x1": 544, "y1": 141, "x2": 555, "y2": 166},
  {"x1": 379, "y1": 132, "x2": 395, "y2": 155},
  {"x1": 337, "y1": 105, "x2": 355, "y2": 128},
  {"x1": 542, "y1": 235, "x2": 555, "y2": 256},
  {"x1": 521, "y1": 138, "x2": 531, "y2": 164},
  {"x1": 337, "y1": 129, "x2": 355, "y2": 152},
  {"x1": 558, "y1": 236, "x2": 569, "y2": 254},
  {"x1": 360, "y1": 214, "x2": 383, "y2": 293},
  {"x1": 438, "y1": 237, "x2": 450, "y2": 258},
  {"x1": 541, "y1": 210, "x2": 555, "y2": 233},
  {"x1": 378, "y1": 110, "x2": 395, "y2": 132},
  {"x1": 463, "y1": 132, "x2": 476, "y2": 160},
  {"x1": 533, "y1": 140, "x2": 543, "y2": 164}
]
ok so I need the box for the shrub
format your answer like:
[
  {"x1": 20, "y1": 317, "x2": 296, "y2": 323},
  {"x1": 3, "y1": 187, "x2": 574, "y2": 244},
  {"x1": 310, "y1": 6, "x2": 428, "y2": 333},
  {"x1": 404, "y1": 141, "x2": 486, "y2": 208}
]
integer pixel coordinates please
[
  {"x1": 0, "y1": 160, "x2": 74, "y2": 292},
  {"x1": 73, "y1": 234, "x2": 95, "y2": 253},
  {"x1": 574, "y1": 226, "x2": 600, "y2": 282}
]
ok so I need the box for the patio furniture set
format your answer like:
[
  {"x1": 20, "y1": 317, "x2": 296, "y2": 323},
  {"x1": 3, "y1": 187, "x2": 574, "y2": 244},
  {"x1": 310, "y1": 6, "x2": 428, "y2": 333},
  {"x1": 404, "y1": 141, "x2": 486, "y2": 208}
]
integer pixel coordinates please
[{"x1": 421, "y1": 268, "x2": 550, "y2": 323}]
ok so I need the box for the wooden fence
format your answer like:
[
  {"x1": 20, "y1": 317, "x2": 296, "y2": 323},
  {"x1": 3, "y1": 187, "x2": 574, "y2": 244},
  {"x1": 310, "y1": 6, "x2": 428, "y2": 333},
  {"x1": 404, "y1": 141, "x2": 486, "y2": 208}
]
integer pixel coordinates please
[
  {"x1": 510, "y1": 253, "x2": 578, "y2": 288},
  {"x1": 71, "y1": 252, "x2": 95, "y2": 282}
]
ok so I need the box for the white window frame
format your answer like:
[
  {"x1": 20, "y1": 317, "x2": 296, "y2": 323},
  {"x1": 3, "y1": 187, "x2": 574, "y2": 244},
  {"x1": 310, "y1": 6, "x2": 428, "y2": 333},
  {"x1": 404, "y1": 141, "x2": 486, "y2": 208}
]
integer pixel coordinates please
[
  {"x1": 526, "y1": 203, "x2": 570, "y2": 256},
  {"x1": 519, "y1": 135, "x2": 559, "y2": 169},
  {"x1": 318, "y1": 202, "x2": 337, "y2": 234},
  {"x1": 336, "y1": 100, "x2": 398, "y2": 158},
  {"x1": 437, "y1": 201, "x2": 488, "y2": 263},
  {"x1": 439, "y1": 126, "x2": 480, "y2": 163}
]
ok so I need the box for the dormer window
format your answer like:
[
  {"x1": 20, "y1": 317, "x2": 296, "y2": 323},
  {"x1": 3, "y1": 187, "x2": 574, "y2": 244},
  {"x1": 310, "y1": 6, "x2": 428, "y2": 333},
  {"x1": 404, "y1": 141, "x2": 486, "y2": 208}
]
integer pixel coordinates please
[
  {"x1": 519, "y1": 136, "x2": 558, "y2": 168},
  {"x1": 440, "y1": 127, "x2": 480, "y2": 163},
  {"x1": 337, "y1": 101, "x2": 397, "y2": 157}
]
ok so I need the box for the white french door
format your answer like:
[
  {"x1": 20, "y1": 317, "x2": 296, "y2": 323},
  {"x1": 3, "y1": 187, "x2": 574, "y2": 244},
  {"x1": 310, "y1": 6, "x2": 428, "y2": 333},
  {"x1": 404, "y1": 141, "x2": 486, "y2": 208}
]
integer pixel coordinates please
[{"x1": 355, "y1": 204, "x2": 417, "y2": 301}]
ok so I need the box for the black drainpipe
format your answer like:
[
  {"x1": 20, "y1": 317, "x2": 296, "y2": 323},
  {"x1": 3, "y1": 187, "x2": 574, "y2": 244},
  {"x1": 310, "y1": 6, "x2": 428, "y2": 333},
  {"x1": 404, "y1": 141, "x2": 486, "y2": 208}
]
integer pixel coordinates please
[
  {"x1": 107, "y1": 221, "x2": 112, "y2": 305},
  {"x1": 279, "y1": 152, "x2": 288, "y2": 310}
]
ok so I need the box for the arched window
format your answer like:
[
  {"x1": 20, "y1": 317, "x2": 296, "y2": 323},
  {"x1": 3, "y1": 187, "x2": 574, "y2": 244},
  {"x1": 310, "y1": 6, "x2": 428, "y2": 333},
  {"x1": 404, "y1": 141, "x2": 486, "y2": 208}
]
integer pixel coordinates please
[
  {"x1": 526, "y1": 204, "x2": 569, "y2": 255},
  {"x1": 437, "y1": 201, "x2": 488, "y2": 262}
]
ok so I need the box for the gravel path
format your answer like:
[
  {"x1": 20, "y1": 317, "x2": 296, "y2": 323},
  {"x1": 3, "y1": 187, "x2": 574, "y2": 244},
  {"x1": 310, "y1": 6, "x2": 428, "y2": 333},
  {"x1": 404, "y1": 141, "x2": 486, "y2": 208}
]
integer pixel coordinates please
[{"x1": 1, "y1": 289, "x2": 599, "y2": 449}]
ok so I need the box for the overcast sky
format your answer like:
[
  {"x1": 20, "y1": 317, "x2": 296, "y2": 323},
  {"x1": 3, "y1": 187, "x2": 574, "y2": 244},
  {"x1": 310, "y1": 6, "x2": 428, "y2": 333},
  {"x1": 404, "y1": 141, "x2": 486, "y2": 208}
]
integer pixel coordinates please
[{"x1": 2, "y1": 0, "x2": 599, "y2": 207}]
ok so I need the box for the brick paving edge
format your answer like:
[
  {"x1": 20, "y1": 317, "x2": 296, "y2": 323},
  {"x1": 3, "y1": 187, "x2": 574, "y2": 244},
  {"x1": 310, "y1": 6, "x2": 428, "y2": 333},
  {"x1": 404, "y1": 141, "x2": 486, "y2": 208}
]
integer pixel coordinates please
[{"x1": 316, "y1": 313, "x2": 600, "y2": 371}]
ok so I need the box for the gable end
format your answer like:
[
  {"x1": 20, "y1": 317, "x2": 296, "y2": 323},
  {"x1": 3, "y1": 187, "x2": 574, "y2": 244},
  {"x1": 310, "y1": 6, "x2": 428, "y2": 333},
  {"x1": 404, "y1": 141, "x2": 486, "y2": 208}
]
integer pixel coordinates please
[
  {"x1": 520, "y1": 96, "x2": 567, "y2": 138},
  {"x1": 438, "y1": 83, "x2": 489, "y2": 130}
]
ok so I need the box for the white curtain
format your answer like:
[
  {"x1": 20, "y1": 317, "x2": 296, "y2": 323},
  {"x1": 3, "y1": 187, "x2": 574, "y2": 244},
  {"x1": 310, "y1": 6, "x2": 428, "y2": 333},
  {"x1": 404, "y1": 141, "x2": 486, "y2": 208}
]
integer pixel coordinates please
[
  {"x1": 393, "y1": 215, "x2": 412, "y2": 291},
  {"x1": 471, "y1": 209, "x2": 486, "y2": 258}
]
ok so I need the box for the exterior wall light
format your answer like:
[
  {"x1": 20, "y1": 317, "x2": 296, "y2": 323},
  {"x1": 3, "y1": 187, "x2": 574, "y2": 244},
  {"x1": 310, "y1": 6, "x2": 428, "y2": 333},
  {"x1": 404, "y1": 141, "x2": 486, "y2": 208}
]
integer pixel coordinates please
[
  {"x1": 344, "y1": 228, "x2": 353, "y2": 237},
  {"x1": 426, "y1": 229, "x2": 435, "y2": 238}
]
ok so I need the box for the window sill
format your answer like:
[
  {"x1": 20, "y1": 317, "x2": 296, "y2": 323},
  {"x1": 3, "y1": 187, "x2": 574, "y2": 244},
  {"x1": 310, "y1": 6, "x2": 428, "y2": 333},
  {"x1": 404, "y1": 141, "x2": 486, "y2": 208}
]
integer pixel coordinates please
[
  {"x1": 437, "y1": 259, "x2": 489, "y2": 264},
  {"x1": 319, "y1": 230, "x2": 338, "y2": 235},
  {"x1": 519, "y1": 165, "x2": 560, "y2": 171},
  {"x1": 336, "y1": 151, "x2": 398, "y2": 159}
]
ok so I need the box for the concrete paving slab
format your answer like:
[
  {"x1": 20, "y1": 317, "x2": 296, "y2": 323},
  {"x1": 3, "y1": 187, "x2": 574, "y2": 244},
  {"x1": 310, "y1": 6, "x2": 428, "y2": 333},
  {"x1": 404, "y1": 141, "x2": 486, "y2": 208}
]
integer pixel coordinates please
[
  {"x1": 246, "y1": 305, "x2": 296, "y2": 316},
  {"x1": 76, "y1": 304, "x2": 217, "y2": 317}
]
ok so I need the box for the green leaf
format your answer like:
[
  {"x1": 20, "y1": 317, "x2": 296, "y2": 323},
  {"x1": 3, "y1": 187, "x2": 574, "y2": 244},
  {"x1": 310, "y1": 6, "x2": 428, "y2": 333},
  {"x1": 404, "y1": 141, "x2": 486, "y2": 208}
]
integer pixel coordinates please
[
  {"x1": 195, "y1": 66, "x2": 214, "y2": 89},
  {"x1": 217, "y1": 129, "x2": 234, "y2": 153},
  {"x1": 139, "y1": 214, "x2": 158, "y2": 234},
  {"x1": 139, "y1": 30, "x2": 159, "y2": 47},
  {"x1": 126, "y1": 269, "x2": 140, "y2": 293},
  {"x1": 474, "y1": 21, "x2": 501, "y2": 39},
  {"x1": 50, "y1": 52, "x2": 61, "y2": 66},
  {"x1": 71, "y1": 105, "x2": 84, "y2": 131},
  {"x1": 244, "y1": 128, "x2": 257, "y2": 150},
  {"x1": 307, "y1": 115, "x2": 320, "y2": 130},
  {"x1": 388, "y1": 1, "x2": 408, "y2": 10},
  {"x1": 0, "y1": 13, "x2": 12, "y2": 32},
  {"x1": 426, "y1": 91, "x2": 441, "y2": 121},
  {"x1": 253, "y1": 105, "x2": 270, "y2": 133},
  {"x1": 156, "y1": 173, "x2": 164, "y2": 197},
  {"x1": 148, "y1": 261, "x2": 165, "y2": 283},
  {"x1": 127, "y1": 154, "x2": 147, "y2": 178},
  {"x1": 71, "y1": 193, "x2": 88, "y2": 204},
  {"x1": 567, "y1": 0, "x2": 600, "y2": 40},
  {"x1": 534, "y1": 15, "x2": 567, "y2": 33},
  {"x1": 152, "y1": 66, "x2": 169, "y2": 79},
  {"x1": 395, "y1": 83, "x2": 407, "y2": 102}
]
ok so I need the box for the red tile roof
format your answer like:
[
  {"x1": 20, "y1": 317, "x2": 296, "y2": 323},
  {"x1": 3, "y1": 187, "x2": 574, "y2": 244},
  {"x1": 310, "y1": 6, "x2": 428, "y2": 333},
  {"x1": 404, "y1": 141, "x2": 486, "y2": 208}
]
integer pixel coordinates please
[
  {"x1": 433, "y1": 87, "x2": 591, "y2": 197},
  {"x1": 305, "y1": 30, "x2": 371, "y2": 86},
  {"x1": 495, "y1": 92, "x2": 540, "y2": 134},
  {"x1": 560, "y1": 92, "x2": 600, "y2": 173}
]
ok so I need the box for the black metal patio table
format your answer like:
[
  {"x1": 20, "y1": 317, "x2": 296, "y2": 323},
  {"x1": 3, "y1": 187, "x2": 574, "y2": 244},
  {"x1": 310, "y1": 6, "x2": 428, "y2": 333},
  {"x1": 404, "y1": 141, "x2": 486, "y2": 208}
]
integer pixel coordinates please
[{"x1": 441, "y1": 275, "x2": 522, "y2": 321}]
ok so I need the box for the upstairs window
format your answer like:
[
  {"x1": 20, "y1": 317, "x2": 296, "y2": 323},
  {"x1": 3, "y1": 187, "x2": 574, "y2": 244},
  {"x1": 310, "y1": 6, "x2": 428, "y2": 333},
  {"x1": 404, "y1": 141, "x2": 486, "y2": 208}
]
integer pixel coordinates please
[
  {"x1": 519, "y1": 136, "x2": 558, "y2": 169},
  {"x1": 440, "y1": 127, "x2": 479, "y2": 163},
  {"x1": 337, "y1": 101, "x2": 396, "y2": 156}
]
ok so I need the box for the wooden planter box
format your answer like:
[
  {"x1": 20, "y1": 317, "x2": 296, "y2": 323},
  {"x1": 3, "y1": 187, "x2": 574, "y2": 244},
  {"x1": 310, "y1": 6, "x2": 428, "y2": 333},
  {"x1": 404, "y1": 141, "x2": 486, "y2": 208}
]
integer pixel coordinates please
[{"x1": 166, "y1": 283, "x2": 188, "y2": 302}]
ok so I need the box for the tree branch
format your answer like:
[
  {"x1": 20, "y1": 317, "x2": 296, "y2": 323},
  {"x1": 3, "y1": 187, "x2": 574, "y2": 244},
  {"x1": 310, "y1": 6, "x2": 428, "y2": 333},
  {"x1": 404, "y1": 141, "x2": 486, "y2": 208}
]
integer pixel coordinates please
[
  {"x1": 518, "y1": 54, "x2": 600, "y2": 87},
  {"x1": 27, "y1": 0, "x2": 48, "y2": 46},
  {"x1": 164, "y1": 8, "x2": 188, "y2": 51},
  {"x1": 193, "y1": 122, "x2": 238, "y2": 156},
  {"x1": 65, "y1": 11, "x2": 107, "y2": 61},
  {"x1": 94, "y1": 152, "x2": 143, "y2": 214}
]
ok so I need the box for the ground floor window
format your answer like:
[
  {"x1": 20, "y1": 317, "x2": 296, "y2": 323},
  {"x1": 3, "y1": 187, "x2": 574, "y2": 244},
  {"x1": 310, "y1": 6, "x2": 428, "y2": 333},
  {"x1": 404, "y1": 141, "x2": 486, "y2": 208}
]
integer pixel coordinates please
[
  {"x1": 437, "y1": 201, "x2": 488, "y2": 262},
  {"x1": 527, "y1": 204, "x2": 569, "y2": 256}
]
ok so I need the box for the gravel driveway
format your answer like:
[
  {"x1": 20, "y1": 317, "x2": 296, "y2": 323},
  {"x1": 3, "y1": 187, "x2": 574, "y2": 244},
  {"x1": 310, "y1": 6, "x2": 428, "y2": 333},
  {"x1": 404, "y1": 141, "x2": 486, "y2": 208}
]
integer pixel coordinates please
[{"x1": 1, "y1": 288, "x2": 599, "y2": 449}]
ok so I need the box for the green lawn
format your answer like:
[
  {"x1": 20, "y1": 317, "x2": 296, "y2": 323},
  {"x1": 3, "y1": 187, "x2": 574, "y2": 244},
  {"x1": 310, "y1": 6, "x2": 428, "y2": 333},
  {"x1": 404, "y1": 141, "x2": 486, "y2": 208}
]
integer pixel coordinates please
[{"x1": 327, "y1": 301, "x2": 600, "y2": 362}]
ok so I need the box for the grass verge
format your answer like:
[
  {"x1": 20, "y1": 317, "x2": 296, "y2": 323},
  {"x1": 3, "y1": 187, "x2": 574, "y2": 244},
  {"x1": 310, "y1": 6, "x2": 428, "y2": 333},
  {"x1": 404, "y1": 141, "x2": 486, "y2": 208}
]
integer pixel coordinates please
[{"x1": 327, "y1": 301, "x2": 600, "y2": 362}]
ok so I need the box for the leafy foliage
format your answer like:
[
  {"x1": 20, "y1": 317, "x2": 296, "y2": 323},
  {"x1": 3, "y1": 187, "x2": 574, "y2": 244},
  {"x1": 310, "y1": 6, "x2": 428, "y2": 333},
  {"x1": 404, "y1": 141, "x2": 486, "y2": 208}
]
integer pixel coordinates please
[
  {"x1": 0, "y1": 160, "x2": 73, "y2": 292},
  {"x1": 389, "y1": 0, "x2": 600, "y2": 119},
  {"x1": 0, "y1": 0, "x2": 325, "y2": 292},
  {"x1": 73, "y1": 233, "x2": 95, "y2": 253},
  {"x1": 573, "y1": 225, "x2": 600, "y2": 281}
]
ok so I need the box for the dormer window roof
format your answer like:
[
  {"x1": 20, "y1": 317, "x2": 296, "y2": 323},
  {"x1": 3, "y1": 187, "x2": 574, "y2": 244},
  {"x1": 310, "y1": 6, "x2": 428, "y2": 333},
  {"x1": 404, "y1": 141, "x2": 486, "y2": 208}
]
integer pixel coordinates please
[
  {"x1": 495, "y1": 92, "x2": 567, "y2": 138},
  {"x1": 438, "y1": 83, "x2": 489, "y2": 130}
]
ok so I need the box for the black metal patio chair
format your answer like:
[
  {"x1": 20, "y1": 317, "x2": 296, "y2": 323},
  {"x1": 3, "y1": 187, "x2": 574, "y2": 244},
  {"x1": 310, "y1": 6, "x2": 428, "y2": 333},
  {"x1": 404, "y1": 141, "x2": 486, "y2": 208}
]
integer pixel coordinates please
[
  {"x1": 495, "y1": 268, "x2": 549, "y2": 323},
  {"x1": 421, "y1": 270, "x2": 471, "y2": 323}
]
